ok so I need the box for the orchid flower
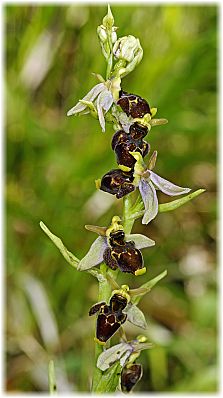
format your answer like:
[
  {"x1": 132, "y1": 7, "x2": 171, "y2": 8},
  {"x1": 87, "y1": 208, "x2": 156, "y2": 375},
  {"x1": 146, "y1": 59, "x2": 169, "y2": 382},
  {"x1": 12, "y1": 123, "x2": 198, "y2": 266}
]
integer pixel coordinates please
[
  {"x1": 67, "y1": 75, "x2": 122, "y2": 132},
  {"x1": 78, "y1": 216, "x2": 155, "y2": 275},
  {"x1": 97, "y1": 335, "x2": 152, "y2": 371},
  {"x1": 131, "y1": 151, "x2": 191, "y2": 225}
]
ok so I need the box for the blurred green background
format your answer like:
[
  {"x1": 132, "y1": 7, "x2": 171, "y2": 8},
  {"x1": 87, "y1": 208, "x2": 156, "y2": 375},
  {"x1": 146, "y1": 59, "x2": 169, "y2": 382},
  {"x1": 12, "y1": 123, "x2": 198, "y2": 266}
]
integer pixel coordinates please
[{"x1": 6, "y1": 4, "x2": 217, "y2": 393}]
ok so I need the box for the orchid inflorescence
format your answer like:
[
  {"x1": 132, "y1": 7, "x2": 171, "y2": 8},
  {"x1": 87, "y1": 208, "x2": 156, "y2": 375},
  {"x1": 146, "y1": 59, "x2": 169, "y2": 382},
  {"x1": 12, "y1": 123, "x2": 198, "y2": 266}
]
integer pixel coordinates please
[{"x1": 41, "y1": 5, "x2": 204, "y2": 393}]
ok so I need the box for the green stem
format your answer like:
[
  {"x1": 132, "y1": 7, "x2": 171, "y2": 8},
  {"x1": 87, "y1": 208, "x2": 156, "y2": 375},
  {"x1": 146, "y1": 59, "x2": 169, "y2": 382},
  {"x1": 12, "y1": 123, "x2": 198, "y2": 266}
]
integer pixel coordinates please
[
  {"x1": 48, "y1": 360, "x2": 57, "y2": 394},
  {"x1": 123, "y1": 194, "x2": 135, "y2": 234},
  {"x1": 106, "y1": 33, "x2": 113, "y2": 79},
  {"x1": 91, "y1": 192, "x2": 135, "y2": 392},
  {"x1": 91, "y1": 264, "x2": 112, "y2": 392}
]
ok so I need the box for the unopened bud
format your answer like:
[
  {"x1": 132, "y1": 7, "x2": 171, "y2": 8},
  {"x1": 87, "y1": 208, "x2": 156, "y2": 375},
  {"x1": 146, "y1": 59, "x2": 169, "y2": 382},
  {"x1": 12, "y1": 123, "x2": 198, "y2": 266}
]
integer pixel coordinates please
[
  {"x1": 111, "y1": 30, "x2": 117, "y2": 44},
  {"x1": 97, "y1": 25, "x2": 107, "y2": 43},
  {"x1": 113, "y1": 35, "x2": 142, "y2": 63},
  {"x1": 102, "y1": 5, "x2": 114, "y2": 29}
]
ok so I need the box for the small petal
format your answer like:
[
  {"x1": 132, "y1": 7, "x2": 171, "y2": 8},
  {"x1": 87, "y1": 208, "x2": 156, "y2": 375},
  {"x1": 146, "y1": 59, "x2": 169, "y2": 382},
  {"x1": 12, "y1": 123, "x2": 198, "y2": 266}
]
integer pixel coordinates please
[
  {"x1": 78, "y1": 236, "x2": 107, "y2": 270},
  {"x1": 150, "y1": 171, "x2": 191, "y2": 196},
  {"x1": 125, "y1": 233, "x2": 155, "y2": 249},
  {"x1": 67, "y1": 83, "x2": 105, "y2": 116},
  {"x1": 148, "y1": 151, "x2": 157, "y2": 171},
  {"x1": 139, "y1": 179, "x2": 158, "y2": 224},
  {"x1": 149, "y1": 118, "x2": 168, "y2": 126},
  {"x1": 124, "y1": 303, "x2": 147, "y2": 329}
]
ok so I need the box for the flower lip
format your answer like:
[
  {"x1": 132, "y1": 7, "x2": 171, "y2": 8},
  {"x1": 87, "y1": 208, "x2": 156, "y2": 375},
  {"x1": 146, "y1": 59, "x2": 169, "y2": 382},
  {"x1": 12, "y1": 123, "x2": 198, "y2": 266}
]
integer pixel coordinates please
[
  {"x1": 121, "y1": 363, "x2": 143, "y2": 393},
  {"x1": 111, "y1": 124, "x2": 150, "y2": 170},
  {"x1": 129, "y1": 122, "x2": 148, "y2": 140},
  {"x1": 117, "y1": 91, "x2": 151, "y2": 119},
  {"x1": 100, "y1": 168, "x2": 135, "y2": 199},
  {"x1": 111, "y1": 129, "x2": 129, "y2": 150},
  {"x1": 89, "y1": 290, "x2": 129, "y2": 343}
]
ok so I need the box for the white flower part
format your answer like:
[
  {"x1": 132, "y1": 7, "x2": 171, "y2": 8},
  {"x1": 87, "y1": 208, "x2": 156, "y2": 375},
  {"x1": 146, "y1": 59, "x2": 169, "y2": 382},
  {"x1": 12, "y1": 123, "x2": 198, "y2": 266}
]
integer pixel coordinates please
[
  {"x1": 111, "y1": 30, "x2": 117, "y2": 44},
  {"x1": 113, "y1": 35, "x2": 141, "y2": 62},
  {"x1": 97, "y1": 340, "x2": 153, "y2": 371},
  {"x1": 150, "y1": 170, "x2": 191, "y2": 196},
  {"x1": 97, "y1": 25, "x2": 107, "y2": 43},
  {"x1": 125, "y1": 233, "x2": 155, "y2": 249},
  {"x1": 67, "y1": 83, "x2": 105, "y2": 116},
  {"x1": 120, "y1": 349, "x2": 133, "y2": 367},
  {"x1": 97, "y1": 342, "x2": 132, "y2": 371},
  {"x1": 96, "y1": 88, "x2": 114, "y2": 132},
  {"x1": 139, "y1": 178, "x2": 159, "y2": 225},
  {"x1": 124, "y1": 303, "x2": 148, "y2": 330},
  {"x1": 77, "y1": 236, "x2": 107, "y2": 271}
]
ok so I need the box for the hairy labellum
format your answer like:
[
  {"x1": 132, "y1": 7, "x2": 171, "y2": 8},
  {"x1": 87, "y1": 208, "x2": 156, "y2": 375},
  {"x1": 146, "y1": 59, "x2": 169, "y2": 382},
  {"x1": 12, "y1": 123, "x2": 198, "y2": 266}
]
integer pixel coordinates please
[
  {"x1": 129, "y1": 122, "x2": 148, "y2": 140},
  {"x1": 121, "y1": 363, "x2": 143, "y2": 392},
  {"x1": 111, "y1": 130, "x2": 129, "y2": 150},
  {"x1": 103, "y1": 229, "x2": 145, "y2": 275},
  {"x1": 112, "y1": 124, "x2": 148, "y2": 149},
  {"x1": 89, "y1": 293, "x2": 128, "y2": 343},
  {"x1": 114, "y1": 140, "x2": 149, "y2": 169},
  {"x1": 111, "y1": 125, "x2": 149, "y2": 169},
  {"x1": 117, "y1": 91, "x2": 151, "y2": 118},
  {"x1": 100, "y1": 169, "x2": 135, "y2": 198}
]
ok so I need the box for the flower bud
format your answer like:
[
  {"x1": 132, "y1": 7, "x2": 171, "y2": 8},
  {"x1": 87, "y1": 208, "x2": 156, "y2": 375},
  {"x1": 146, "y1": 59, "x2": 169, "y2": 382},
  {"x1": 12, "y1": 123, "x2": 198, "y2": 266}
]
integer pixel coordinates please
[
  {"x1": 97, "y1": 25, "x2": 107, "y2": 43},
  {"x1": 111, "y1": 30, "x2": 117, "y2": 44},
  {"x1": 102, "y1": 5, "x2": 114, "y2": 29},
  {"x1": 113, "y1": 35, "x2": 142, "y2": 63}
]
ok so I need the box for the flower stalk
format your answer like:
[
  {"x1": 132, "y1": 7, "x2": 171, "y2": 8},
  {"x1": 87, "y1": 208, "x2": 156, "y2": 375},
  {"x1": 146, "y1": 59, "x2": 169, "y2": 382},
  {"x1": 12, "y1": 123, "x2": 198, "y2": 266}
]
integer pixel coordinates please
[{"x1": 40, "y1": 5, "x2": 205, "y2": 393}]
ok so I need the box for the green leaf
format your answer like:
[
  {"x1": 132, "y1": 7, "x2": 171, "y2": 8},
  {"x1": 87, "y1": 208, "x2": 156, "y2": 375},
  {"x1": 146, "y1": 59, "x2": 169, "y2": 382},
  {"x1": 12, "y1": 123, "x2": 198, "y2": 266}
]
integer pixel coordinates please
[
  {"x1": 48, "y1": 360, "x2": 57, "y2": 394},
  {"x1": 93, "y1": 361, "x2": 121, "y2": 393},
  {"x1": 132, "y1": 270, "x2": 167, "y2": 305},
  {"x1": 158, "y1": 189, "x2": 206, "y2": 213},
  {"x1": 40, "y1": 221, "x2": 79, "y2": 268}
]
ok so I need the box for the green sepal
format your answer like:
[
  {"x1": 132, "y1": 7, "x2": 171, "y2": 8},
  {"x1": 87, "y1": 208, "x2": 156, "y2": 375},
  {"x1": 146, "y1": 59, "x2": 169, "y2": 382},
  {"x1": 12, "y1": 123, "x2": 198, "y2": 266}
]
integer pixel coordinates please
[
  {"x1": 93, "y1": 361, "x2": 122, "y2": 393},
  {"x1": 131, "y1": 270, "x2": 167, "y2": 306}
]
